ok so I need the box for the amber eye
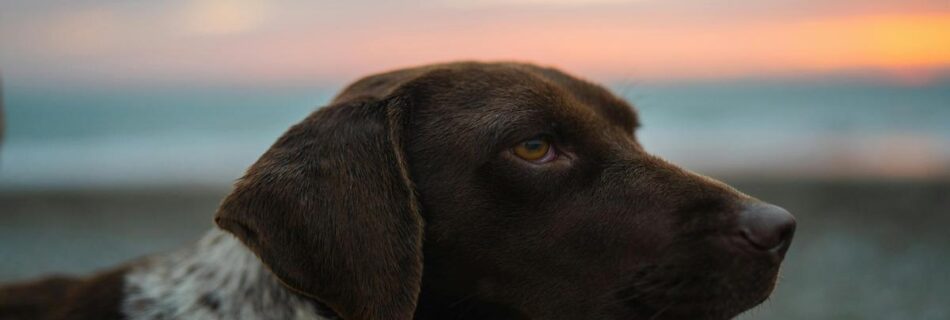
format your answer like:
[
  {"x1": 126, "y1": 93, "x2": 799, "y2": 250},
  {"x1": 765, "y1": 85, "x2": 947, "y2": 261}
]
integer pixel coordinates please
[{"x1": 513, "y1": 137, "x2": 555, "y2": 162}]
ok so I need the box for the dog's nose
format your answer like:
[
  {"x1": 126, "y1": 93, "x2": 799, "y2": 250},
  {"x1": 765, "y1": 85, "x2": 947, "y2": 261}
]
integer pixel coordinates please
[{"x1": 736, "y1": 202, "x2": 796, "y2": 259}]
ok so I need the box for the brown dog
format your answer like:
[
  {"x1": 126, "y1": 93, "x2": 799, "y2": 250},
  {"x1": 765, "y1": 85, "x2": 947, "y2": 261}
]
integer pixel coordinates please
[{"x1": 0, "y1": 62, "x2": 795, "y2": 320}]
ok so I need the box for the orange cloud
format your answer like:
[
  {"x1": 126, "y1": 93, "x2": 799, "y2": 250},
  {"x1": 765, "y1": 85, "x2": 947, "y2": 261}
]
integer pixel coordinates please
[
  {"x1": 6, "y1": 3, "x2": 949, "y2": 85},
  {"x1": 790, "y1": 14, "x2": 950, "y2": 69},
  {"x1": 310, "y1": 12, "x2": 950, "y2": 82}
]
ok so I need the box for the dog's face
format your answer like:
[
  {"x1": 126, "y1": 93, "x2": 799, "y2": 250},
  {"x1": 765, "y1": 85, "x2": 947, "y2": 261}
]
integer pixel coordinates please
[{"x1": 215, "y1": 62, "x2": 795, "y2": 320}]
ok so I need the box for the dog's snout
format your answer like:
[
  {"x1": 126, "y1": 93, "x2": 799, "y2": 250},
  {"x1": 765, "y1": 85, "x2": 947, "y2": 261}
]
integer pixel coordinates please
[{"x1": 736, "y1": 202, "x2": 796, "y2": 259}]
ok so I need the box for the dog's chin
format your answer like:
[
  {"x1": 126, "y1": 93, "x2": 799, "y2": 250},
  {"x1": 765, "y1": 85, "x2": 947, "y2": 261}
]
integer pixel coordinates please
[{"x1": 613, "y1": 264, "x2": 780, "y2": 320}]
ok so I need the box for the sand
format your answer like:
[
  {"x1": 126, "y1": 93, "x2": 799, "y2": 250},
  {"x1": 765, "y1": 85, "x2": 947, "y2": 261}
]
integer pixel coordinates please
[{"x1": 2, "y1": 179, "x2": 948, "y2": 320}]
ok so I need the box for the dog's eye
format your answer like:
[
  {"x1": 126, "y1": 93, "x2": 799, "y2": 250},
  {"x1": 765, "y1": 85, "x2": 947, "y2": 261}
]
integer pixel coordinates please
[{"x1": 513, "y1": 137, "x2": 556, "y2": 163}]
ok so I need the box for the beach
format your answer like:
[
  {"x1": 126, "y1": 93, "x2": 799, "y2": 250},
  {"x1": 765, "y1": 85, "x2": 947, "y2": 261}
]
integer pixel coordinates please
[{"x1": 2, "y1": 178, "x2": 948, "y2": 320}]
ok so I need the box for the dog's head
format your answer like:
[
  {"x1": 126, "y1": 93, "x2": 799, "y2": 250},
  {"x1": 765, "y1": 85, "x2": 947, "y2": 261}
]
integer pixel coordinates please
[{"x1": 215, "y1": 62, "x2": 795, "y2": 320}]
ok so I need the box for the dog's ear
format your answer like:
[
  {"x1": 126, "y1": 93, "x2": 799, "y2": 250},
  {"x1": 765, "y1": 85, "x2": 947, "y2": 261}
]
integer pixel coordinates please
[{"x1": 214, "y1": 96, "x2": 422, "y2": 320}]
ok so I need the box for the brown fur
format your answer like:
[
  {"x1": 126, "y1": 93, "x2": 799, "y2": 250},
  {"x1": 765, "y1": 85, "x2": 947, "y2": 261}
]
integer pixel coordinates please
[
  {"x1": 0, "y1": 267, "x2": 127, "y2": 320},
  {"x1": 0, "y1": 62, "x2": 794, "y2": 320}
]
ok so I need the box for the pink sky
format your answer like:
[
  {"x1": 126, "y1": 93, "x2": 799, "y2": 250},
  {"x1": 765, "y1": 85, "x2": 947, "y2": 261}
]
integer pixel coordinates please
[{"x1": 1, "y1": 0, "x2": 948, "y2": 86}]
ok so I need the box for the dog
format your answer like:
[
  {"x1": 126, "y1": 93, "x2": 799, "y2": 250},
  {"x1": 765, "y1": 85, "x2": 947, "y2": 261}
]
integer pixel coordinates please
[{"x1": 0, "y1": 62, "x2": 795, "y2": 320}]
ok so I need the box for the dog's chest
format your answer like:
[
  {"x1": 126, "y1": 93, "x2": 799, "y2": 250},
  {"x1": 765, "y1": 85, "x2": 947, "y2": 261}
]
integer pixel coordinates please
[{"x1": 121, "y1": 230, "x2": 334, "y2": 320}]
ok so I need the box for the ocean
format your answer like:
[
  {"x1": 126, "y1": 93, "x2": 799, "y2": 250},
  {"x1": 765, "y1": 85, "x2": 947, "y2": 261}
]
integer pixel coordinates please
[
  {"x1": 0, "y1": 78, "x2": 949, "y2": 319},
  {"x1": 2, "y1": 78, "x2": 948, "y2": 189}
]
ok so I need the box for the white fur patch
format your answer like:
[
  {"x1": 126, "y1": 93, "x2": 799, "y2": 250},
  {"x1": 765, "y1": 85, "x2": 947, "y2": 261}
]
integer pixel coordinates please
[{"x1": 122, "y1": 229, "x2": 335, "y2": 320}]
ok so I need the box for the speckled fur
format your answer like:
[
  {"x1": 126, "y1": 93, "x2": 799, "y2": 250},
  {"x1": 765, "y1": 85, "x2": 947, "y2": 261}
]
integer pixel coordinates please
[{"x1": 122, "y1": 229, "x2": 336, "y2": 320}]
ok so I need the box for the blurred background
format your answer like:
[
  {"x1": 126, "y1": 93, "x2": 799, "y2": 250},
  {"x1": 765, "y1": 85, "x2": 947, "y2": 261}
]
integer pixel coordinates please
[{"x1": 1, "y1": 1, "x2": 948, "y2": 319}]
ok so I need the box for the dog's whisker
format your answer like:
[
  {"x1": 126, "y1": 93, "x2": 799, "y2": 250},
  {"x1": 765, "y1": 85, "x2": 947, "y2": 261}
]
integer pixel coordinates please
[{"x1": 648, "y1": 302, "x2": 675, "y2": 320}]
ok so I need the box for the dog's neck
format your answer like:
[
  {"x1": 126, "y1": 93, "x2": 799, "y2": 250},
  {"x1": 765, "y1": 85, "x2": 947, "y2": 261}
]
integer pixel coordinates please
[{"x1": 121, "y1": 229, "x2": 337, "y2": 320}]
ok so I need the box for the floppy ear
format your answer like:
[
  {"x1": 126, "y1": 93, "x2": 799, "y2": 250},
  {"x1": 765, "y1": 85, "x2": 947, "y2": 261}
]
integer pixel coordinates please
[{"x1": 215, "y1": 96, "x2": 423, "y2": 320}]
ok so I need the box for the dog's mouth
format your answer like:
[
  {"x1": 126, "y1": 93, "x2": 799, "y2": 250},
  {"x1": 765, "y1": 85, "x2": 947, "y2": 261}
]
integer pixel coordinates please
[
  {"x1": 613, "y1": 258, "x2": 782, "y2": 320},
  {"x1": 606, "y1": 201, "x2": 796, "y2": 319}
]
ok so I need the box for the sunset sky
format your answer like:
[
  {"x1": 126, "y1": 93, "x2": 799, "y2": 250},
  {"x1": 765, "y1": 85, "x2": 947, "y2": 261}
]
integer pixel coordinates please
[{"x1": 1, "y1": 0, "x2": 948, "y2": 87}]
